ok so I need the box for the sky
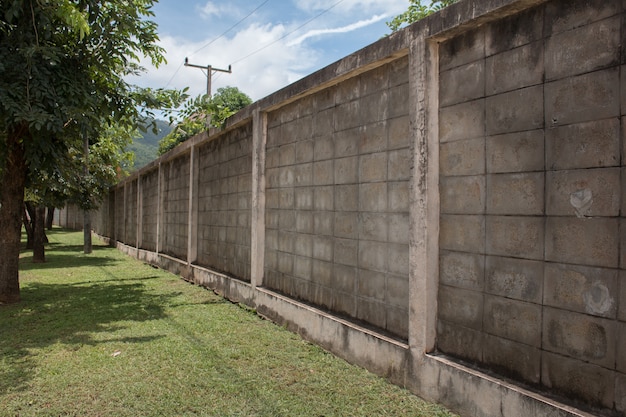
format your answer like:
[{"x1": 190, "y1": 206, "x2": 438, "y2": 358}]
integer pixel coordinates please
[{"x1": 128, "y1": 0, "x2": 409, "y2": 106}]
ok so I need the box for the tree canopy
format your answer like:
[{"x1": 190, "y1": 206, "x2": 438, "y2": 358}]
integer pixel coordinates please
[
  {"x1": 158, "y1": 86, "x2": 252, "y2": 155},
  {"x1": 387, "y1": 0, "x2": 458, "y2": 32},
  {"x1": 0, "y1": 0, "x2": 181, "y2": 303}
]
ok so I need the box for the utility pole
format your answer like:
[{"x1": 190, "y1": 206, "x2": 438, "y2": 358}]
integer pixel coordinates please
[{"x1": 184, "y1": 58, "x2": 232, "y2": 126}]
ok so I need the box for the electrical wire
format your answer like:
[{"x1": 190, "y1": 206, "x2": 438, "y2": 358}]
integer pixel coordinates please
[
  {"x1": 163, "y1": 0, "x2": 270, "y2": 88},
  {"x1": 189, "y1": 0, "x2": 271, "y2": 58},
  {"x1": 231, "y1": 0, "x2": 345, "y2": 66}
]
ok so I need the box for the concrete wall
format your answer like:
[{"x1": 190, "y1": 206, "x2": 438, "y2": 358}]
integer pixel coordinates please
[
  {"x1": 263, "y1": 57, "x2": 411, "y2": 338},
  {"x1": 436, "y1": 0, "x2": 624, "y2": 412},
  {"x1": 57, "y1": 1, "x2": 625, "y2": 415},
  {"x1": 138, "y1": 167, "x2": 159, "y2": 252},
  {"x1": 196, "y1": 123, "x2": 253, "y2": 281},
  {"x1": 160, "y1": 154, "x2": 191, "y2": 260}
]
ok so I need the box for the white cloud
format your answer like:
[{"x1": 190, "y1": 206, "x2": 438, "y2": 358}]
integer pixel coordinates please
[
  {"x1": 128, "y1": 22, "x2": 320, "y2": 107},
  {"x1": 196, "y1": 1, "x2": 240, "y2": 20},
  {"x1": 126, "y1": 0, "x2": 405, "y2": 120},
  {"x1": 198, "y1": 1, "x2": 220, "y2": 19},
  {"x1": 287, "y1": 14, "x2": 388, "y2": 46}
]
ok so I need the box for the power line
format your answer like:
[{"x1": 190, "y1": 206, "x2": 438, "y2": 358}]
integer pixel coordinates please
[
  {"x1": 164, "y1": 62, "x2": 184, "y2": 89},
  {"x1": 164, "y1": 0, "x2": 270, "y2": 89},
  {"x1": 189, "y1": 0, "x2": 271, "y2": 58},
  {"x1": 231, "y1": 0, "x2": 346, "y2": 65}
]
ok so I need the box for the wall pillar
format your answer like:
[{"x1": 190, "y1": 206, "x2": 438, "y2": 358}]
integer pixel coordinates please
[
  {"x1": 187, "y1": 147, "x2": 199, "y2": 265},
  {"x1": 137, "y1": 173, "x2": 142, "y2": 249},
  {"x1": 108, "y1": 189, "x2": 115, "y2": 244},
  {"x1": 408, "y1": 29, "x2": 440, "y2": 360},
  {"x1": 122, "y1": 182, "x2": 128, "y2": 244},
  {"x1": 157, "y1": 162, "x2": 165, "y2": 255},
  {"x1": 251, "y1": 109, "x2": 267, "y2": 288}
]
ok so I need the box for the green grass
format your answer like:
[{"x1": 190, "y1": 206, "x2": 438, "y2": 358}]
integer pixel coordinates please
[{"x1": 1, "y1": 229, "x2": 456, "y2": 417}]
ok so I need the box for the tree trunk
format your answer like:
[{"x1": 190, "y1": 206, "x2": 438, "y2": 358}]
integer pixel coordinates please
[
  {"x1": 84, "y1": 210, "x2": 92, "y2": 254},
  {"x1": 0, "y1": 124, "x2": 28, "y2": 304},
  {"x1": 46, "y1": 206, "x2": 55, "y2": 230},
  {"x1": 33, "y1": 206, "x2": 46, "y2": 263},
  {"x1": 23, "y1": 203, "x2": 34, "y2": 250}
]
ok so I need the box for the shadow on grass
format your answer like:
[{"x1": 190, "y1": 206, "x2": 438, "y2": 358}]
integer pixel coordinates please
[
  {"x1": 18, "y1": 253, "x2": 119, "y2": 271},
  {"x1": 19, "y1": 229, "x2": 118, "y2": 272},
  {"x1": 0, "y1": 272, "x2": 175, "y2": 396}
]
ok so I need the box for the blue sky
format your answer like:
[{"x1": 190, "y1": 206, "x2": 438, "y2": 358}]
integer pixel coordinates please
[{"x1": 129, "y1": 0, "x2": 409, "y2": 104}]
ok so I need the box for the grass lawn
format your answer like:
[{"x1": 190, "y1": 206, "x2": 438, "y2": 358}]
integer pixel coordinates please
[{"x1": 0, "y1": 228, "x2": 456, "y2": 417}]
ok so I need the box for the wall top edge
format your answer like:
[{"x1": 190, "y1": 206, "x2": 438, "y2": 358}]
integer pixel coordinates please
[
  {"x1": 120, "y1": 0, "x2": 547, "y2": 186},
  {"x1": 413, "y1": 0, "x2": 548, "y2": 40}
]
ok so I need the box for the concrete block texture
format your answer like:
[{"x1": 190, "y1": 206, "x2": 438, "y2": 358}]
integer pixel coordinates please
[
  {"x1": 388, "y1": 115, "x2": 410, "y2": 150},
  {"x1": 623, "y1": 171, "x2": 626, "y2": 220},
  {"x1": 439, "y1": 26, "x2": 485, "y2": 71},
  {"x1": 542, "y1": 351, "x2": 615, "y2": 410},
  {"x1": 486, "y1": 41, "x2": 544, "y2": 95},
  {"x1": 486, "y1": 130, "x2": 544, "y2": 174},
  {"x1": 388, "y1": 181, "x2": 410, "y2": 213},
  {"x1": 486, "y1": 85, "x2": 544, "y2": 136},
  {"x1": 261, "y1": 57, "x2": 413, "y2": 340},
  {"x1": 544, "y1": 263, "x2": 617, "y2": 319},
  {"x1": 543, "y1": 0, "x2": 622, "y2": 36},
  {"x1": 440, "y1": 175, "x2": 485, "y2": 215},
  {"x1": 486, "y1": 172, "x2": 544, "y2": 215},
  {"x1": 334, "y1": 156, "x2": 358, "y2": 184},
  {"x1": 386, "y1": 273, "x2": 409, "y2": 307},
  {"x1": 388, "y1": 84, "x2": 409, "y2": 119},
  {"x1": 617, "y1": 373, "x2": 626, "y2": 416},
  {"x1": 359, "y1": 152, "x2": 387, "y2": 182},
  {"x1": 617, "y1": 322, "x2": 626, "y2": 373},
  {"x1": 546, "y1": 168, "x2": 620, "y2": 217},
  {"x1": 440, "y1": 60, "x2": 485, "y2": 107},
  {"x1": 437, "y1": 3, "x2": 625, "y2": 413},
  {"x1": 440, "y1": 137, "x2": 485, "y2": 176},
  {"x1": 355, "y1": 298, "x2": 386, "y2": 330},
  {"x1": 483, "y1": 295, "x2": 541, "y2": 346},
  {"x1": 545, "y1": 217, "x2": 619, "y2": 268},
  {"x1": 545, "y1": 68, "x2": 620, "y2": 127},
  {"x1": 485, "y1": 256, "x2": 543, "y2": 304},
  {"x1": 359, "y1": 122, "x2": 388, "y2": 154},
  {"x1": 440, "y1": 250, "x2": 484, "y2": 291},
  {"x1": 485, "y1": 6, "x2": 543, "y2": 56},
  {"x1": 482, "y1": 334, "x2": 541, "y2": 383},
  {"x1": 546, "y1": 118, "x2": 620, "y2": 170},
  {"x1": 617, "y1": 270, "x2": 626, "y2": 322},
  {"x1": 486, "y1": 216, "x2": 544, "y2": 260},
  {"x1": 438, "y1": 285, "x2": 484, "y2": 330},
  {"x1": 545, "y1": 16, "x2": 620, "y2": 81},
  {"x1": 439, "y1": 99, "x2": 485, "y2": 142},
  {"x1": 440, "y1": 214, "x2": 485, "y2": 253},
  {"x1": 543, "y1": 307, "x2": 616, "y2": 369},
  {"x1": 436, "y1": 320, "x2": 483, "y2": 364}
]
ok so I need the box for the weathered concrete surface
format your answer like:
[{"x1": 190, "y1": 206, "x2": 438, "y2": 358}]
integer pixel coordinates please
[
  {"x1": 61, "y1": 0, "x2": 626, "y2": 416},
  {"x1": 436, "y1": 0, "x2": 625, "y2": 415}
]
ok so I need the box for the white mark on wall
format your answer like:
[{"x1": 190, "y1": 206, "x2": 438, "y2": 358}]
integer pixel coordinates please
[
  {"x1": 570, "y1": 188, "x2": 593, "y2": 218},
  {"x1": 583, "y1": 281, "x2": 613, "y2": 316}
]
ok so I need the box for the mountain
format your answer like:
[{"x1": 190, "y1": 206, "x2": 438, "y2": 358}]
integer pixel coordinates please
[{"x1": 128, "y1": 119, "x2": 173, "y2": 169}]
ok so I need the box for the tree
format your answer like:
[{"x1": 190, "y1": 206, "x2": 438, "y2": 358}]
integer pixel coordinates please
[
  {"x1": 387, "y1": 0, "x2": 458, "y2": 32},
  {"x1": 0, "y1": 0, "x2": 177, "y2": 304},
  {"x1": 158, "y1": 86, "x2": 252, "y2": 155}
]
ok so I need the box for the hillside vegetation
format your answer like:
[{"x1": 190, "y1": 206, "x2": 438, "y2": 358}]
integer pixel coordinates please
[{"x1": 128, "y1": 119, "x2": 173, "y2": 169}]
